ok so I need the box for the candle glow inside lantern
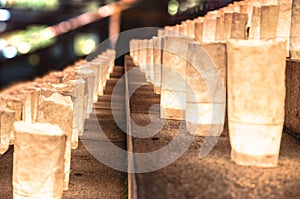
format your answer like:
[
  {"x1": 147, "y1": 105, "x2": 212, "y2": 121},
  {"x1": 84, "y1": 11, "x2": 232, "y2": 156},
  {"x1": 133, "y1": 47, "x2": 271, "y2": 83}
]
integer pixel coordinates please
[{"x1": 227, "y1": 39, "x2": 286, "y2": 167}]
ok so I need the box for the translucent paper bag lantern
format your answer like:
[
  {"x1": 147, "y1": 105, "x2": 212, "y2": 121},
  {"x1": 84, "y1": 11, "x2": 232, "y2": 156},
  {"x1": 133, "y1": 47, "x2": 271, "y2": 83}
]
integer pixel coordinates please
[
  {"x1": 290, "y1": 0, "x2": 300, "y2": 59},
  {"x1": 227, "y1": 39, "x2": 286, "y2": 167},
  {"x1": 13, "y1": 121, "x2": 66, "y2": 199},
  {"x1": 0, "y1": 108, "x2": 15, "y2": 154},
  {"x1": 37, "y1": 93, "x2": 73, "y2": 190},
  {"x1": 186, "y1": 43, "x2": 226, "y2": 136},
  {"x1": 161, "y1": 36, "x2": 193, "y2": 120}
]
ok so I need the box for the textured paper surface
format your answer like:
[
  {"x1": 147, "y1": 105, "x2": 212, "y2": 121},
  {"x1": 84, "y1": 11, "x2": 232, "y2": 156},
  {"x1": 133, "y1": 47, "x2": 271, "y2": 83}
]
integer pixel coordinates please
[
  {"x1": 64, "y1": 78, "x2": 86, "y2": 138},
  {"x1": 231, "y1": 13, "x2": 248, "y2": 39},
  {"x1": 186, "y1": 43, "x2": 226, "y2": 136},
  {"x1": 186, "y1": 20, "x2": 195, "y2": 39},
  {"x1": 249, "y1": 6, "x2": 261, "y2": 39},
  {"x1": 138, "y1": 40, "x2": 148, "y2": 72},
  {"x1": 146, "y1": 39, "x2": 154, "y2": 83},
  {"x1": 52, "y1": 83, "x2": 81, "y2": 149},
  {"x1": 13, "y1": 121, "x2": 66, "y2": 199},
  {"x1": 194, "y1": 21, "x2": 204, "y2": 43},
  {"x1": 0, "y1": 108, "x2": 15, "y2": 154},
  {"x1": 153, "y1": 37, "x2": 162, "y2": 94},
  {"x1": 224, "y1": 13, "x2": 233, "y2": 40},
  {"x1": 227, "y1": 39, "x2": 286, "y2": 167},
  {"x1": 161, "y1": 36, "x2": 193, "y2": 119},
  {"x1": 203, "y1": 16, "x2": 217, "y2": 42},
  {"x1": 77, "y1": 66, "x2": 95, "y2": 118},
  {"x1": 276, "y1": 0, "x2": 292, "y2": 57},
  {"x1": 215, "y1": 12, "x2": 224, "y2": 42},
  {"x1": 37, "y1": 93, "x2": 73, "y2": 190},
  {"x1": 260, "y1": 5, "x2": 280, "y2": 39},
  {"x1": 290, "y1": 0, "x2": 300, "y2": 59}
]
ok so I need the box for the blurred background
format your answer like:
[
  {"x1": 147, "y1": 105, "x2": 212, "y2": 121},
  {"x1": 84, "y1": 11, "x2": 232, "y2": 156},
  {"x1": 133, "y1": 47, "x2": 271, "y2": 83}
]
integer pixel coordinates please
[{"x1": 0, "y1": 0, "x2": 234, "y2": 88}]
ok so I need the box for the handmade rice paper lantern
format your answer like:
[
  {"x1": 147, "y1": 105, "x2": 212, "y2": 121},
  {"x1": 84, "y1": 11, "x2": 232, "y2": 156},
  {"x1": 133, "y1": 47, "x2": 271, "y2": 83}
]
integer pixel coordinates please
[
  {"x1": 153, "y1": 37, "x2": 162, "y2": 94},
  {"x1": 260, "y1": 5, "x2": 280, "y2": 39},
  {"x1": 186, "y1": 19, "x2": 195, "y2": 39},
  {"x1": 138, "y1": 39, "x2": 148, "y2": 72},
  {"x1": 231, "y1": 13, "x2": 248, "y2": 39},
  {"x1": 89, "y1": 61, "x2": 101, "y2": 103},
  {"x1": 104, "y1": 49, "x2": 116, "y2": 74},
  {"x1": 0, "y1": 96, "x2": 23, "y2": 144},
  {"x1": 194, "y1": 19, "x2": 204, "y2": 43},
  {"x1": 130, "y1": 39, "x2": 139, "y2": 65},
  {"x1": 249, "y1": 6, "x2": 261, "y2": 39},
  {"x1": 23, "y1": 87, "x2": 41, "y2": 123},
  {"x1": 98, "y1": 57, "x2": 111, "y2": 96},
  {"x1": 290, "y1": 0, "x2": 300, "y2": 59},
  {"x1": 0, "y1": 108, "x2": 15, "y2": 154},
  {"x1": 51, "y1": 83, "x2": 81, "y2": 149},
  {"x1": 13, "y1": 121, "x2": 66, "y2": 199},
  {"x1": 37, "y1": 92, "x2": 73, "y2": 190},
  {"x1": 161, "y1": 36, "x2": 193, "y2": 120},
  {"x1": 215, "y1": 10, "x2": 225, "y2": 42},
  {"x1": 186, "y1": 43, "x2": 226, "y2": 136},
  {"x1": 227, "y1": 39, "x2": 286, "y2": 167},
  {"x1": 224, "y1": 13, "x2": 234, "y2": 41},
  {"x1": 203, "y1": 12, "x2": 217, "y2": 42},
  {"x1": 275, "y1": 0, "x2": 292, "y2": 57},
  {"x1": 239, "y1": 1, "x2": 248, "y2": 14},
  {"x1": 63, "y1": 78, "x2": 86, "y2": 137},
  {"x1": 77, "y1": 65, "x2": 95, "y2": 119},
  {"x1": 179, "y1": 22, "x2": 187, "y2": 36},
  {"x1": 146, "y1": 39, "x2": 154, "y2": 83}
]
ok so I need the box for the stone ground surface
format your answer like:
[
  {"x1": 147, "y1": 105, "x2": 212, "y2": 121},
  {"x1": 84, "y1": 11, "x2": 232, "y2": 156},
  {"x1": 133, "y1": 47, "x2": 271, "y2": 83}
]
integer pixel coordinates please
[
  {"x1": 125, "y1": 56, "x2": 300, "y2": 199},
  {"x1": 0, "y1": 66, "x2": 127, "y2": 199}
]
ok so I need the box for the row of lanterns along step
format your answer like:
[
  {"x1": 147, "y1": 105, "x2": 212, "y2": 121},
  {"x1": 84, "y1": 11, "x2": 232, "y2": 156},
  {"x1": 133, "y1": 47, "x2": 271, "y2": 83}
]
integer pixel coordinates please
[
  {"x1": 129, "y1": 0, "x2": 300, "y2": 168},
  {"x1": 0, "y1": 49, "x2": 116, "y2": 198}
]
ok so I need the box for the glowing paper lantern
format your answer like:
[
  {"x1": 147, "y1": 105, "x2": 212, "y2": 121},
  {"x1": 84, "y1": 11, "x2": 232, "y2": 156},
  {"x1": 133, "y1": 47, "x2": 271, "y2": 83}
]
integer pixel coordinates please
[
  {"x1": 37, "y1": 92, "x2": 73, "y2": 190},
  {"x1": 161, "y1": 36, "x2": 193, "y2": 120},
  {"x1": 153, "y1": 36, "x2": 162, "y2": 94},
  {"x1": 249, "y1": 6, "x2": 261, "y2": 39},
  {"x1": 290, "y1": 0, "x2": 300, "y2": 59},
  {"x1": 186, "y1": 43, "x2": 226, "y2": 136},
  {"x1": 230, "y1": 13, "x2": 248, "y2": 39},
  {"x1": 276, "y1": 0, "x2": 293, "y2": 57},
  {"x1": 0, "y1": 108, "x2": 15, "y2": 154},
  {"x1": 77, "y1": 65, "x2": 95, "y2": 119},
  {"x1": 194, "y1": 17, "x2": 204, "y2": 43},
  {"x1": 227, "y1": 39, "x2": 286, "y2": 167},
  {"x1": 13, "y1": 121, "x2": 66, "y2": 199},
  {"x1": 146, "y1": 39, "x2": 154, "y2": 83},
  {"x1": 203, "y1": 12, "x2": 217, "y2": 42},
  {"x1": 260, "y1": 5, "x2": 280, "y2": 39},
  {"x1": 215, "y1": 9, "x2": 225, "y2": 42}
]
